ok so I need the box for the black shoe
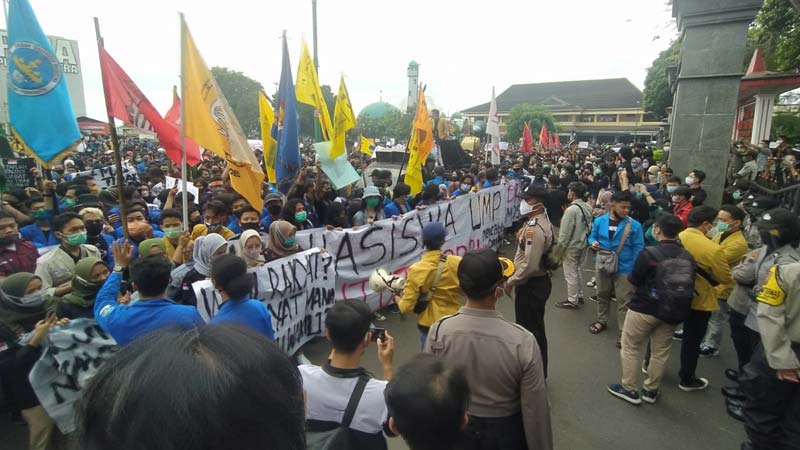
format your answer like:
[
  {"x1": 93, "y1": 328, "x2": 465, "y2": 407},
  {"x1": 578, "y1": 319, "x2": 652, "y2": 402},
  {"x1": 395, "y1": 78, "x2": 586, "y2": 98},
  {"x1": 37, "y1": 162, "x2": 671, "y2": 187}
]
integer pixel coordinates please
[
  {"x1": 672, "y1": 329, "x2": 684, "y2": 341},
  {"x1": 555, "y1": 300, "x2": 580, "y2": 309},
  {"x1": 726, "y1": 398, "x2": 745, "y2": 422},
  {"x1": 590, "y1": 295, "x2": 597, "y2": 302},
  {"x1": 725, "y1": 368, "x2": 740, "y2": 383},
  {"x1": 577, "y1": 296, "x2": 585, "y2": 304},
  {"x1": 721, "y1": 385, "x2": 745, "y2": 400}
]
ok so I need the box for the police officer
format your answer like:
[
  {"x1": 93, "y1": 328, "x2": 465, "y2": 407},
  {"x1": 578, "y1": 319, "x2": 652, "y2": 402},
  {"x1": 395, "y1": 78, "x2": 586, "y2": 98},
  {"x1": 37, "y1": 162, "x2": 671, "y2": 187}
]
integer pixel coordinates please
[
  {"x1": 742, "y1": 260, "x2": 800, "y2": 450},
  {"x1": 506, "y1": 186, "x2": 554, "y2": 377}
]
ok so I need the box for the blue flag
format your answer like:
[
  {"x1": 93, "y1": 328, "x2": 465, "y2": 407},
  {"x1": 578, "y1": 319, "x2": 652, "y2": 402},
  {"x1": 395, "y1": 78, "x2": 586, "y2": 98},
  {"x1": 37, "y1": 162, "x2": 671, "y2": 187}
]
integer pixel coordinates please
[
  {"x1": 273, "y1": 35, "x2": 300, "y2": 194},
  {"x1": 7, "y1": 0, "x2": 80, "y2": 166}
]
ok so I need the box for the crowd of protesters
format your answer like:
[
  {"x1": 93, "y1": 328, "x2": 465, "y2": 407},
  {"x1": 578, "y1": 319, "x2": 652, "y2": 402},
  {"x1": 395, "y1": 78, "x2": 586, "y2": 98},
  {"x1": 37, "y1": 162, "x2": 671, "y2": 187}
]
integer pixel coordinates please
[{"x1": 0, "y1": 126, "x2": 798, "y2": 450}]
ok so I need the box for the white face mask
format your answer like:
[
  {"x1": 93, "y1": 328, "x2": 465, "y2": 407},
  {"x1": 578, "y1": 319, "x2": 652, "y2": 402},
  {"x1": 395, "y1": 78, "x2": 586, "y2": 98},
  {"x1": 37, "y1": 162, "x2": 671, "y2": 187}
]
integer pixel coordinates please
[
  {"x1": 672, "y1": 195, "x2": 680, "y2": 204},
  {"x1": 520, "y1": 200, "x2": 535, "y2": 216},
  {"x1": 642, "y1": 161, "x2": 650, "y2": 169},
  {"x1": 685, "y1": 176, "x2": 695, "y2": 185}
]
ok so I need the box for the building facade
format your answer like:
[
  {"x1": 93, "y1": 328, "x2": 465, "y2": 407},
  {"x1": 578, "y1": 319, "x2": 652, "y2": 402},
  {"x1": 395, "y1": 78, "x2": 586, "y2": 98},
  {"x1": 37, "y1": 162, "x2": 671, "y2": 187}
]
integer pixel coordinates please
[{"x1": 462, "y1": 78, "x2": 663, "y2": 144}]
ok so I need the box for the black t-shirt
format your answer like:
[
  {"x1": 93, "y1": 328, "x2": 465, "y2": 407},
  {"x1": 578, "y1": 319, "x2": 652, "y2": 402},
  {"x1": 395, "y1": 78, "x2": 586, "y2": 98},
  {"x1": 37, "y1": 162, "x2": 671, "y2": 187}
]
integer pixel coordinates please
[
  {"x1": 690, "y1": 187, "x2": 707, "y2": 206},
  {"x1": 608, "y1": 217, "x2": 621, "y2": 240},
  {"x1": 545, "y1": 189, "x2": 568, "y2": 228}
]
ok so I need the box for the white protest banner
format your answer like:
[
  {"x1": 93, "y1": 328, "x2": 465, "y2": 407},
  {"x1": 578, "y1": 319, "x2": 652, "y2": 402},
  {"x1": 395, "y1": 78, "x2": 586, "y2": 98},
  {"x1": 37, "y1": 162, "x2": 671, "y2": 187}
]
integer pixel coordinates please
[
  {"x1": 578, "y1": 141, "x2": 589, "y2": 149},
  {"x1": 65, "y1": 162, "x2": 139, "y2": 189},
  {"x1": 193, "y1": 248, "x2": 335, "y2": 354},
  {"x1": 294, "y1": 182, "x2": 521, "y2": 313},
  {"x1": 29, "y1": 319, "x2": 118, "y2": 433},
  {"x1": 165, "y1": 175, "x2": 200, "y2": 204}
]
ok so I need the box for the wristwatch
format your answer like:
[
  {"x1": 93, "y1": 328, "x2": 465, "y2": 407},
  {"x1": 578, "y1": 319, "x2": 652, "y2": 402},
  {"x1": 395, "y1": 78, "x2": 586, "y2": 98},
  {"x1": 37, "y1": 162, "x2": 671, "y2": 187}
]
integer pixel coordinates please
[{"x1": 113, "y1": 265, "x2": 124, "y2": 273}]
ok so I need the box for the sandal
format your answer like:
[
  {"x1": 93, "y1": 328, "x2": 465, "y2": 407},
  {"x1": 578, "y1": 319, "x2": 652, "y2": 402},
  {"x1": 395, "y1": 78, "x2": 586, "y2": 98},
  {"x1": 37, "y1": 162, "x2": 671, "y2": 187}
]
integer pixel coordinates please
[{"x1": 589, "y1": 322, "x2": 607, "y2": 334}]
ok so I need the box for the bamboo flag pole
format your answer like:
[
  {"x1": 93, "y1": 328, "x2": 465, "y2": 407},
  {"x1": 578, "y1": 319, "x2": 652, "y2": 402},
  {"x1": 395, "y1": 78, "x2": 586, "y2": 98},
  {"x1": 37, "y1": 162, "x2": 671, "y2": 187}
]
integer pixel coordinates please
[
  {"x1": 93, "y1": 17, "x2": 129, "y2": 241},
  {"x1": 179, "y1": 12, "x2": 189, "y2": 229}
]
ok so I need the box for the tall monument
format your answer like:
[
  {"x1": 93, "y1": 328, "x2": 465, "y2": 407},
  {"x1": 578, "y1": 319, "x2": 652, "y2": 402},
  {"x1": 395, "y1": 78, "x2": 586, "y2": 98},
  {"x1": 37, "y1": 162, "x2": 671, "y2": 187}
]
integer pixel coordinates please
[
  {"x1": 407, "y1": 61, "x2": 419, "y2": 113},
  {"x1": 668, "y1": 0, "x2": 763, "y2": 207}
]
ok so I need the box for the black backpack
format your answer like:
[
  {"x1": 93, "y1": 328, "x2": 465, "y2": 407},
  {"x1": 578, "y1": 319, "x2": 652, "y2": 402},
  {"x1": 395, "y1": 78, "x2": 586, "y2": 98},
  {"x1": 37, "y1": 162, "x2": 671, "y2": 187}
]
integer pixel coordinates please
[{"x1": 646, "y1": 246, "x2": 696, "y2": 324}]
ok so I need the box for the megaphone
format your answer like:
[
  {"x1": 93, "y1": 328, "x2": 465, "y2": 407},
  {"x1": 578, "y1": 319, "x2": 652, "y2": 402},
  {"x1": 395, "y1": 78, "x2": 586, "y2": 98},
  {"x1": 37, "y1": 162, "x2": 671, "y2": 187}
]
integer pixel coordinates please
[{"x1": 369, "y1": 268, "x2": 405, "y2": 294}]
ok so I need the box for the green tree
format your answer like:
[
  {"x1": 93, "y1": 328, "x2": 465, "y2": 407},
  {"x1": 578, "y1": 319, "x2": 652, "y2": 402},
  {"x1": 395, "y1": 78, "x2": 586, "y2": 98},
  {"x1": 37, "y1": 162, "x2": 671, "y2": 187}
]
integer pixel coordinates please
[
  {"x1": 354, "y1": 111, "x2": 414, "y2": 143},
  {"x1": 210, "y1": 67, "x2": 264, "y2": 138},
  {"x1": 772, "y1": 111, "x2": 800, "y2": 140},
  {"x1": 503, "y1": 104, "x2": 557, "y2": 143},
  {"x1": 297, "y1": 84, "x2": 335, "y2": 140},
  {"x1": 746, "y1": 0, "x2": 800, "y2": 72},
  {"x1": 642, "y1": 39, "x2": 681, "y2": 120}
]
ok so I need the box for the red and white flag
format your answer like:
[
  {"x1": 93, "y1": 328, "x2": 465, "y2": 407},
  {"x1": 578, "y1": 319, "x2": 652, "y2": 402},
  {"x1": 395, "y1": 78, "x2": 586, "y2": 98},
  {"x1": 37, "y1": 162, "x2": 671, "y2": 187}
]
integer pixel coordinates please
[{"x1": 99, "y1": 48, "x2": 201, "y2": 166}]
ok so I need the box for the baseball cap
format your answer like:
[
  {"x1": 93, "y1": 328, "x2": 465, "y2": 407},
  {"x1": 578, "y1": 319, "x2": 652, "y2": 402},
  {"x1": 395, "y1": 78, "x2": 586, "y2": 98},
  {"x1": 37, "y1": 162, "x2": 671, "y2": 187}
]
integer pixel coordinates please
[
  {"x1": 265, "y1": 193, "x2": 283, "y2": 204},
  {"x1": 422, "y1": 222, "x2": 446, "y2": 246},
  {"x1": 520, "y1": 185, "x2": 549, "y2": 201},
  {"x1": 457, "y1": 248, "x2": 515, "y2": 298},
  {"x1": 754, "y1": 208, "x2": 798, "y2": 230},
  {"x1": 647, "y1": 165, "x2": 660, "y2": 175},
  {"x1": 363, "y1": 186, "x2": 381, "y2": 199},
  {"x1": 749, "y1": 196, "x2": 780, "y2": 216}
]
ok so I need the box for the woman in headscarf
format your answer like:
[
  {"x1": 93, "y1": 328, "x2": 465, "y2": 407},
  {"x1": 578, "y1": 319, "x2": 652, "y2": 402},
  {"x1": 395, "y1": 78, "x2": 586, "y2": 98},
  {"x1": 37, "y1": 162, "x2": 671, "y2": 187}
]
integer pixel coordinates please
[
  {"x1": 172, "y1": 234, "x2": 227, "y2": 307},
  {"x1": 264, "y1": 221, "x2": 300, "y2": 263},
  {"x1": 0, "y1": 273, "x2": 63, "y2": 450},
  {"x1": 235, "y1": 229, "x2": 265, "y2": 267},
  {"x1": 55, "y1": 257, "x2": 109, "y2": 320},
  {"x1": 138, "y1": 238, "x2": 166, "y2": 258}
]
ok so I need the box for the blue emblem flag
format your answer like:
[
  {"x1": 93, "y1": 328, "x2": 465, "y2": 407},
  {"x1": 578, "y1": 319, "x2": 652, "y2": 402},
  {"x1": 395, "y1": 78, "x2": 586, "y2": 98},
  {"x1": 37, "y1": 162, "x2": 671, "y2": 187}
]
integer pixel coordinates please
[
  {"x1": 7, "y1": 0, "x2": 80, "y2": 166},
  {"x1": 273, "y1": 35, "x2": 300, "y2": 194}
]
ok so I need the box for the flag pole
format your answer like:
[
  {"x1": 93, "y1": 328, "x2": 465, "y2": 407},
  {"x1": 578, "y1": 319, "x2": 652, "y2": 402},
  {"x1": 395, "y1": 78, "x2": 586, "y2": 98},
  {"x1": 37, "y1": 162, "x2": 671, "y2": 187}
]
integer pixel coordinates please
[
  {"x1": 179, "y1": 12, "x2": 189, "y2": 230},
  {"x1": 93, "y1": 17, "x2": 129, "y2": 241}
]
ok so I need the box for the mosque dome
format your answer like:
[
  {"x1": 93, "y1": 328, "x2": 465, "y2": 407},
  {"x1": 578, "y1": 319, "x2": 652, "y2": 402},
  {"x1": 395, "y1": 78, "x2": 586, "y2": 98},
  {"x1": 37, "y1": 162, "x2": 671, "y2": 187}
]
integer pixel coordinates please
[{"x1": 359, "y1": 102, "x2": 401, "y2": 119}]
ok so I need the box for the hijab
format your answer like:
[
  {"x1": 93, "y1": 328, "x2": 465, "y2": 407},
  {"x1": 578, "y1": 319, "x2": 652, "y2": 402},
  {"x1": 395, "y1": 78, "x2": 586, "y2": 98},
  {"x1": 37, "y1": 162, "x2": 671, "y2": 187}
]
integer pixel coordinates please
[
  {"x1": 265, "y1": 220, "x2": 299, "y2": 261},
  {"x1": 0, "y1": 273, "x2": 49, "y2": 333},
  {"x1": 61, "y1": 257, "x2": 105, "y2": 308},
  {"x1": 238, "y1": 229, "x2": 265, "y2": 267},
  {"x1": 138, "y1": 238, "x2": 166, "y2": 257},
  {"x1": 193, "y1": 234, "x2": 227, "y2": 277}
]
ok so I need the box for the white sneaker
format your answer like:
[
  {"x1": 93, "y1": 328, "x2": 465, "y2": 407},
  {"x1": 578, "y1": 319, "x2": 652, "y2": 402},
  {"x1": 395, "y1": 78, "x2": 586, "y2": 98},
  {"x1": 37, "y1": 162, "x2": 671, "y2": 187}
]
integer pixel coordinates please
[{"x1": 586, "y1": 278, "x2": 596, "y2": 288}]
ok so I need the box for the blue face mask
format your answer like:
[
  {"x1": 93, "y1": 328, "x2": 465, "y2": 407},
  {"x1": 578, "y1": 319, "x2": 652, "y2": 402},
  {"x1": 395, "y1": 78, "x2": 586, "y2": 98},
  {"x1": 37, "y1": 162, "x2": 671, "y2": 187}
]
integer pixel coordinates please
[{"x1": 284, "y1": 237, "x2": 296, "y2": 247}]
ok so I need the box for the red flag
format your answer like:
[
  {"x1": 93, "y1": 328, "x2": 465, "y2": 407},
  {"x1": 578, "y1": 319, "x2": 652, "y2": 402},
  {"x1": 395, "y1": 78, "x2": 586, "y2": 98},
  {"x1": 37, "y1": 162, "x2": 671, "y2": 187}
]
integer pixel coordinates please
[
  {"x1": 539, "y1": 123, "x2": 549, "y2": 149},
  {"x1": 553, "y1": 132, "x2": 561, "y2": 148},
  {"x1": 99, "y1": 48, "x2": 201, "y2": 166},
  {"x1": 164, "y1": 86, "x2": 201, "y2": 165},
  {"x1": 521, "y1": 122, "x2": 533, "y2": 153}
]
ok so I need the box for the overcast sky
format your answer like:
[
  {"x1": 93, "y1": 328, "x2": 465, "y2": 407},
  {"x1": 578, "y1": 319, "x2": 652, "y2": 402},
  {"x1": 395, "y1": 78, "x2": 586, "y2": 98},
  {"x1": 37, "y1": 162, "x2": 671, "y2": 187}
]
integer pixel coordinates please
[{"x1": 21, "y1": 0, "x2": 677, "y2": 120}]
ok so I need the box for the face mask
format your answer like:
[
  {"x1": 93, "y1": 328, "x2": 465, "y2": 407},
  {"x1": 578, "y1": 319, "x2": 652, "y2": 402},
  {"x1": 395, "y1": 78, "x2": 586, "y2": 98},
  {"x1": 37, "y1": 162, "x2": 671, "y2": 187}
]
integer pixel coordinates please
[
  {"x1": 642, "y1": 161, "x2": 650, "y2": 169},
  {"x1": 648, "y1": 174, "x2": 657, "y2": 183},
  {"x1": 461, "y1": 184, "x2": 471, "y2": 192},
  {"x1": 15, "y1": 289, "x2": 46, "y2": 308},
  {"x1": 667, "y1": 185, "x2": 678, "y2": 193},
  {"x1": 241, "y1": 222, "x2": 260, "y2": 231},
  {"x1": 715, "y1": 221, "x2": 730, "y2": 233},
  {"x1": 244, "y1": 248, "x2": 262, "y2": 260},
  {"x1": 732, "y1": 191, "x2": 743, "y2": 201},
  {"x1": 85, "y1": 222, "x2": 104, "y2": 237},
  {"x1": 63, "y1": 198, "x2": 76, "y2": 207},
  {"x1": 294, "y1": 211, "x2": 308, "y2": 223},
  {"x1": 205, "y1": 221, "x2": 224, "y2": 232},
  {"x1": 685, "y1": 176, "x2": 695, "y2": 185},
  {"x1": 520, "y1": 200, "x2": 535, "y2": 216},
  {"x1": 671, "y1": 195, "x2": 680, "y2": 204},
  {"x1": 283, "y1": 236, "x2": 296, "y2": 247},
  {"x1": 365, "y1": 198, "x2": 380, "y2": 209},
  {"x1": 594, "y1": 168, "x2": 602, "y2": 175},
  {"x1": 65, "y1": 231, "x2": 87, "y2": 246},
  {"x1": 267, "y1": 204, "x2": 282, "y2": 216},
  {"x1": 163, "y1": 227, "x2": 182, "y2": 239},
  {"x1": 32, "y1": 210, "x2": 51, "y2": 221}
]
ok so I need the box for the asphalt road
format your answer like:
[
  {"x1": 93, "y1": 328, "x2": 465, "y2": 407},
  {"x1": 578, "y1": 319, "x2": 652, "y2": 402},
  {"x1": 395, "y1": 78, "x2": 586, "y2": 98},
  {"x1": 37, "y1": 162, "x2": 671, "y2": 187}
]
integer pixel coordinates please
[{"x1": 0, "y1": 243, "x2": 747, "y2": 450}]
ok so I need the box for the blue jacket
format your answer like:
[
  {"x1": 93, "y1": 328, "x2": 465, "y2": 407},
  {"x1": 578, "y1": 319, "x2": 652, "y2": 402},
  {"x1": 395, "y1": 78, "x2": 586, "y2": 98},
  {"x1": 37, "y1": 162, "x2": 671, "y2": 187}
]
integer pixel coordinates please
[
  {"x1": 210, "y1": 298, "x2": 275, "y2": 339},
  {"x1": 20, "y1": 224, "x2": 59, "y2": 248},
  {"x1": 94, "y1": 272, "x2": 203, "y2": 345},
  {"x1": 587, "y1": 214, "x2": 644, "y2": 274},
  {"x1": 383, "y1": 200, "x2": 411, "y2": 218}
]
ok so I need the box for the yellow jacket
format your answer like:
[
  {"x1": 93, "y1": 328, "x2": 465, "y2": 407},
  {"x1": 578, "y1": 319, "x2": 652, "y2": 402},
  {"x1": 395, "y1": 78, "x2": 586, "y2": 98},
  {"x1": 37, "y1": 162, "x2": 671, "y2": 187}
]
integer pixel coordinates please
[
  {"x1": 679, "y1": 228, "x2": 734, "y2": 311},
  {"x1": 398, "y1": 250, "x2": 464, "y2": 328},
  {"x1": 712, "y1": 230, "x2": 749, "y2": 300},
  {"x1": 190, "y1": 224, "x2": 235, "y2": 241}
]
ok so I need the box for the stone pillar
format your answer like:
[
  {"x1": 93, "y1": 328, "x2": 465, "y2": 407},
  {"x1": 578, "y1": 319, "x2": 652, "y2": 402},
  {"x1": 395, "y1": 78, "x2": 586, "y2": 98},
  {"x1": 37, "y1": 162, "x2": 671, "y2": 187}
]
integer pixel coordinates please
[
  {"x1": 668, "y1": 0, "x2": 763, "y2": 208},
  {"x1": 750, "y1": 94, "x2": 775, "y2": 144}
]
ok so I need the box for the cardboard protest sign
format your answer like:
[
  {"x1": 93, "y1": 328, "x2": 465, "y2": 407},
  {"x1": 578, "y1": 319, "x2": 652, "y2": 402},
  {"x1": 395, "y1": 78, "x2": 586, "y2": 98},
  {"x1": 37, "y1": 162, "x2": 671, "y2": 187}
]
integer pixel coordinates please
[
  {"x1": 165, "y1": 175, "x2": 200, "y2": 204},
  {"x1": 194, "y1": 248, "x2": 335, "y2": 354},
  {"x1": 29, "y1": 319, "x2": 118, "y2": 433},
  {"x1": 2, "y1": 157, "x2": 36, "y2": 188},
  {"x1": 65, "y1": 162, "x2": 139, "y2": 189}
]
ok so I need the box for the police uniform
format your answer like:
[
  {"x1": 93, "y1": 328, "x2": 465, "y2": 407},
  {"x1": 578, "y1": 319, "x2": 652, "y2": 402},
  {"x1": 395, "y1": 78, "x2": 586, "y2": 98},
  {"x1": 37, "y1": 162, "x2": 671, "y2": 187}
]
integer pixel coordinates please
[
  {"x1": 741, "y1": 262, "x2": 800, "y2": 450},
  {"x1": 507, "y1": 211, "x2": 554, "y2": 377}
]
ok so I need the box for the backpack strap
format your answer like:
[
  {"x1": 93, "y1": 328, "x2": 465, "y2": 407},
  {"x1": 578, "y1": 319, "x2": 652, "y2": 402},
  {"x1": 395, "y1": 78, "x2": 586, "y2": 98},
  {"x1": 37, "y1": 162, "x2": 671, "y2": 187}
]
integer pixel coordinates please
[
  {"x1": 616, "y1": 219, "x2": 632, "y2": 253},
  {"x1": 340, "y1": 374, "x2": 370, "y2": 428},
  {"x1": 646, "y1": 246, "x2": 665, "y2": 263},
  {"x1": 429, "y1": 255, "x2": 448, "y2": 295}
]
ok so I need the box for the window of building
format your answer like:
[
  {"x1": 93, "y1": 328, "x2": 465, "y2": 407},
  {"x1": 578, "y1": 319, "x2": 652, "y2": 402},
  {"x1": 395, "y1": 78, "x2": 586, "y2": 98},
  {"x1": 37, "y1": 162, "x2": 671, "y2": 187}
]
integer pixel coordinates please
[
  {"x1": 597, "y1": 114, "x2": 618, "y2": 123},
  {"x1": 577, "y1": 115, "x2": 594, "y2": 123},
  {"x1": 619, "y1": 114, "x2": 640, "y2": 122},
  {"x1": 554, "y1": 115, "x2": 573, "y2": 122}
]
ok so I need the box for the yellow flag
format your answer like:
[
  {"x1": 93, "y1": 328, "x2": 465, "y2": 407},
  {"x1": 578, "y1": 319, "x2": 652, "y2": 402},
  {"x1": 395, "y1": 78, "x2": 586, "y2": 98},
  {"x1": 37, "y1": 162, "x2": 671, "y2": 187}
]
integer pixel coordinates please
[
  {"x1": 413, "y1": 87, "x2": 434, "y2": 162},
  {"x1": 360, "y1": 136, "x2": 375, "y2": 156},
  {"x1": 405, "y1": 128, "x2": 424, "y2": 195},
  {"x1": 181, "y1": 17, "x2": 264, "y2": 209},
  {"x1": 331, "y1": 76, "x2": 356, "y2": 160},
  {"x1": 295, "y1": 42, "x2": 333, "y2": 140},
  {"x1": 258, "y1": 91, "x2": 277, "y2": 183}
]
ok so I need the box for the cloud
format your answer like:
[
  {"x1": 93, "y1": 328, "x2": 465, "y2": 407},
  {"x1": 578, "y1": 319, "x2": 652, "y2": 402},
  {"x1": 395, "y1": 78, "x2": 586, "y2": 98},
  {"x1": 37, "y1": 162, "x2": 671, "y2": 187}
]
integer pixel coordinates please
[{"x1": 27, "y1": 0, "x2": 676, "y2": 121}]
